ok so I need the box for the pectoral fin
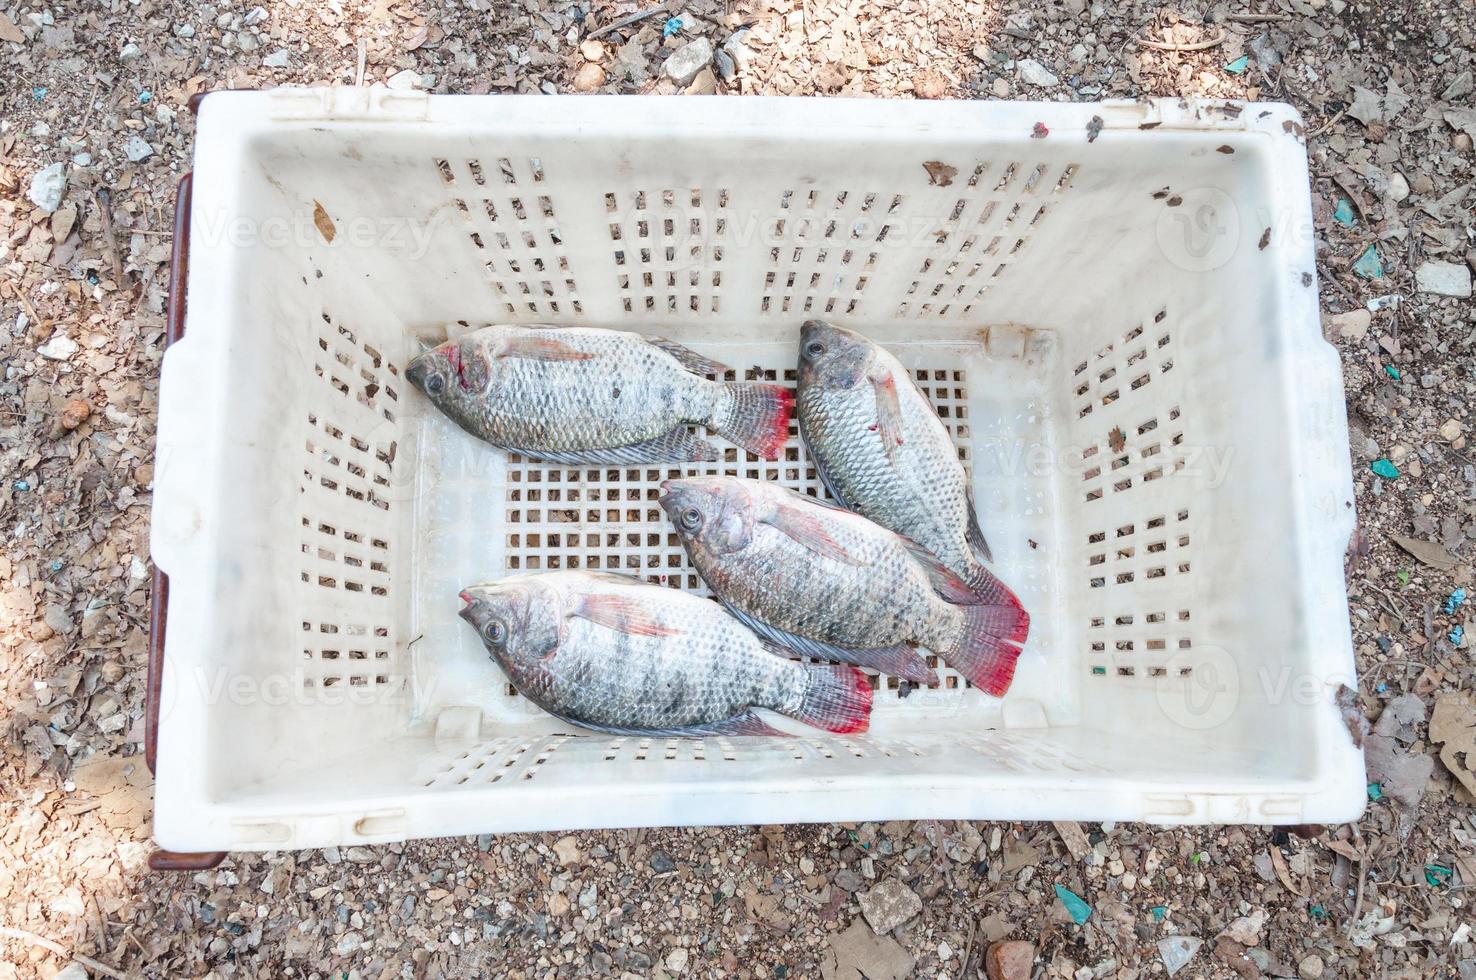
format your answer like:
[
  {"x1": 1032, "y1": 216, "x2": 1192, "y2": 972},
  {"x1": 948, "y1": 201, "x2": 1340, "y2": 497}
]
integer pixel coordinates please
[
  {"x1": 869, "y1": 369, "x2": 905, "y2": 464},
  {"x1": 571, "y1": 594, "x2": 683, "y2": 638},
  {"x1": 762, "y1": 500, "x2": 868, "y2": 566},
  {"x1": 496, "y1": 335, "x2": 595, "y2": 362}
]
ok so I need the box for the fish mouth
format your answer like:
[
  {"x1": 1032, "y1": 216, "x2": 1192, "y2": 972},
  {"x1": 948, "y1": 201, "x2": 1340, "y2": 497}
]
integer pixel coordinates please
[
  {"x1": 457, "y1": 590, "x2": 476, "y2": 622},
  {"x1": 405, "y1": 356, "x2": 429, "y2": 392}
]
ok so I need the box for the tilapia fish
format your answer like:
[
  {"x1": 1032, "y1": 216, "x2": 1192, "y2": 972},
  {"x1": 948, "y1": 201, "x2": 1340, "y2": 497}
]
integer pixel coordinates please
[
  {"x1": 660, "y1": 477, "x2": 1029, "y2": 695},
  {"x1": 406, "y1": 325, "x2": 792, "y2": 463},
  {"x1": 458, "y1": 570, "x2": 872, "y2": 735},
  {"x1": 796, "y1": 320, "x2": 1010, "y2": 602}
]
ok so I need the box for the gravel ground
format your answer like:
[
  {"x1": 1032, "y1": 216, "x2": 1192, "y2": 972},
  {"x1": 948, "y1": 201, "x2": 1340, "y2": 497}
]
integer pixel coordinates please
[{"x1": 3, "y1": 0, "x2": 1476, "y2": 977}]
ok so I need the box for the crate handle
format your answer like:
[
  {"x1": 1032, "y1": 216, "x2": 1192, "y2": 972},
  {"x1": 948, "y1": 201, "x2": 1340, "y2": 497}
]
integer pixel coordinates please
[{"x1": 145, "y1": 172, "x2": 192, "y2": 776}]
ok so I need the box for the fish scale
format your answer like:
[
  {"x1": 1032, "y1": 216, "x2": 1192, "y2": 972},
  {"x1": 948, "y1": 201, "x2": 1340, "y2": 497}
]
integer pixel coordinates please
[
  {"x1": 662, "y1": 477, "x2": 1029, "y2": 695},
  {"x1": 458, "y1": 571, "x2": 872, "y2": 735},
  {"x1": 798, "y1": 346, "x2": 974, "y2": 577},
  {"x1": 405, "y1": 325, "x2": 793, "y2": 463},
  {"x1": 704, "y1": 502, "x2": 958, "y2": 651}
]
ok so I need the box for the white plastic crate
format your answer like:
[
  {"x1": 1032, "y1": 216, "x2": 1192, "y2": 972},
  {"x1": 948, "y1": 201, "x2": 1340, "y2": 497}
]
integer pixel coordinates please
[{"x1": 149, "y1": 90, "x2": 1363, "y2": 852}]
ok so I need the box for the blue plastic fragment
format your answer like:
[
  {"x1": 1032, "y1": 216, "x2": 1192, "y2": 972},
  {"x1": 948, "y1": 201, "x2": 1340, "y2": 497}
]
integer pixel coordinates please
[
  {"x1": 1333, "y1": 198, "x2": 1356, "y2": 226},
  {"x1": 663, "y1": 16, "x2": 682, "y2": 37},
  {"x1": 32, "y1": 85, "x2": 47, "y2": 100},
  {"x1": 1353, "y1": 244, "x2": 1384, "y2": 279},
  {"x1": 1054, "y1": 884, "x2": 1092, "y2": 924},
  {"x1": 1446, "y1": 588, "x2": 1466, "y2": 615},
  {"x1": 1452, "y1": 625, "x2": 1465, "y2": 646},
  {"x1": 1375, "y1": 682, "x2": 1388, "y2": 694},
  {"x1": 1151, "y1": 905, "x2": 1167, "y2": 922},
  {"x1": 1367, "y1": 781, "x2": 1383, "y2": 801},
  {"x1": 1385, "y1": 365, "x2": 1401, "y2": 380},
  {"x1": 12, "y1": 480, "x2": 30, "y2": 491},
  {"x1": 1370, "y1": 458, "x2": 1399, "y2": 479},
  {"x1": 1224, "y1": 55, "x2": 1250, "y2": 74},
  {"x1": 50, "y1": 561, "x2": 63, "y2": 572},
  {"x1": 139, "y1": 90, "x2": 152, "y2": 103}
]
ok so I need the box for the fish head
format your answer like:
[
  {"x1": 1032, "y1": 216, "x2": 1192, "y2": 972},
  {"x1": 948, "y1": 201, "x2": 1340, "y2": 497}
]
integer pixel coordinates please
[
  {"x1": 798, "y1": 320, "x2": 873, "y2": 391},
  {"x1": 406, "y1": 336, "x2": 491, "y2": 409},
  {"x1": 459, "y1": 580, "x2": 560, "y2": 667},
  {"x1": 658, "y1": 477, "x2": 756, "y2": 556}
]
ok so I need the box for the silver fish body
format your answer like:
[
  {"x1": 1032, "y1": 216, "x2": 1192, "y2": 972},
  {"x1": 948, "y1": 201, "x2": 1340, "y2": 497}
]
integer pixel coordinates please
[
  {"x1": 796, "y1": 320, "x2": 1003, "y2": 600},
  {"x1": 660, "y1": 477, "x2": 1028, "y2": 695},
  {"x1": 458, "y1": 570, "x2": 871, "y2": 735},
  {"x1": 407, "y1": 325, "x2": 792, "y2": 463}
]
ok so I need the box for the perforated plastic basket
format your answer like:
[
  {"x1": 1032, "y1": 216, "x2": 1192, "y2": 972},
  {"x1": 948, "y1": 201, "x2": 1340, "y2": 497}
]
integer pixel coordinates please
[{"x1": 148, "y1": 90, "x2": 1363, "y2": 853}]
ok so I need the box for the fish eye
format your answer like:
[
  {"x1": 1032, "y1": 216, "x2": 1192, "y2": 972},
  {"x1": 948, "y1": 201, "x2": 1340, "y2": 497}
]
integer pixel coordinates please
[
  {"x1": 680, "y1": 507, "x2": 703, "y2": 530},
  {"x1": 805, "y1": 340, "x2": 826, "y2": 358},
  {"x1": 426, "y1": 374, "x2": 445, "y2": 395},
  {"x1": 481, "y1": 619, "x2": 507, "y2": 646}
]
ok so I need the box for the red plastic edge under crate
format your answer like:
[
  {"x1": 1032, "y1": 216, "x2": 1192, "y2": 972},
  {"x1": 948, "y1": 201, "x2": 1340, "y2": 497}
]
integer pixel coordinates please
[{"x1": 144, "y1": 165, "x2": 226, "y2": 873}]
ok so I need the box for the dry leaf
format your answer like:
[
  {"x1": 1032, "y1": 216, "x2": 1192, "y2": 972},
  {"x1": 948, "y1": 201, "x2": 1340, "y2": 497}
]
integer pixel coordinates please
[
  {"x1": 922, "y1": 161, "x2": 957, "y2": 186},
  {"x1": 1108, "y1": 426, "x2": 1126, "y2": 453},
  {"x1": 313, "y1": 200, "x2": 336, "y2": 243},
  {"x1": 1053, "y1": 820, "x2": 1091, "y2": 861},
  {"x1": 1337, "y1": 684, "x2": 1368, "y2": 748},
  {"x1": 1390, "y1": 535, "x2": 1459, "y2": 570},
  {"x1": 50, "y1": 204, "x2": 77, "y2": 244},
  {"x1": 820, "y1": 920, "x2": 914, "y2": 980},
  {"x1": 1268, "y1": 845, "x2": 1307, "y2": 896},
  {"x1": 0, "y1": 11, "x2": 24, "y2": 43},
  {"x1": 1430, "y1": 693, "x2": 1476, "y2": 800},
  {"x1": 1324, "y1": 838, "x2": 1363, "y2": 862},
  {"x1": 1455, "y1": 853, "x2": 1476, "y2": 889}
]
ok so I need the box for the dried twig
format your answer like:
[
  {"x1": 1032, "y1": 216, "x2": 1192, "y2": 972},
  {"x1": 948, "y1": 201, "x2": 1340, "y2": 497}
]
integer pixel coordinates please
[
  {"x1": 1309, "y1": 107, "x2": 1348, "y2": 139},
  {"x1": 0, "y1": 926, "x2": 128, "y2": 980},
  {"x1": 1136, "y1": 29, "x2": 1227, "y2": 52},
  {"x1": 586, "y1": 4, "x2": 667, "y2": 39},
  {"x1": 92, "y1": 189, "x2": 124, "y2": 285},
  {"x1": 1317, "y1": 266, "x2": 1358, "y2": 308},
  {"x1": 1226, "y1": 12, "x2": 1291, "y2": 22}
]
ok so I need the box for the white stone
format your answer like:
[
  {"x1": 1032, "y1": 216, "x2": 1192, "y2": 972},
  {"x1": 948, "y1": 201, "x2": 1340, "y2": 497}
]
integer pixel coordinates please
[
  {"x1": 263, "y1": 48, "x2": 290, "y2": 67},
  {"x1": 387, "y1": 69, "x2": 424, "y2": 91},
  {"x1": 1415, "y1": 260, "x2": 1472, "y2": 298},
  {"x1": 72, "y1": 152, "x2": 92, "y2": 166},
  {"x1": 663, "y1": 37, "x2": 714, "y2": 86},
  {"x1": 1388, "y1": 172, "x2": 1409, "y2": 202},
  {"x1": 1158, "y1": 937, "x2": 1203, "y2": 977},
  {"x1": 244, "y1": 5, "x2": 269, "y2": 25},
  {"x1": 1018, "y1": 58, "x2": 1059, "y2": 87},
  {"x1": 38, "y1": 334, "x2": 79, "y2": 360},
  {"x1": 236, "y1": 31, "x2": 258, "y2": 52},
  {"x1": 54, "y1": 964, "x2": 89, "y2": 980},
  {"x1": 123, "y1": 136, "x2": 153, "y2": 162},
  {"x1": 27, "y1": 162, "x2": 65, "y2": 212},
  {"x1": 119, "y1": 41, "x2": 141, "y2": 61},
  {"x1": 664, "y1": 948, "x2": 689, "y2": 973}
]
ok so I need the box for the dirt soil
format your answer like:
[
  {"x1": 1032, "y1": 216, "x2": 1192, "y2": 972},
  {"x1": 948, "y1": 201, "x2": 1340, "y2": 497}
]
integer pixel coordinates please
[{"x1": 3, "y1": 0, "x2": 1476, "y2": 977}]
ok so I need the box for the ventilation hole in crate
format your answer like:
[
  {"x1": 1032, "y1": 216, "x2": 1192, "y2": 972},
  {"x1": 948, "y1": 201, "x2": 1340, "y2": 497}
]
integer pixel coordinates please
[{"x1": 609, "y1": 187, "x2": 728, "y2": 315}]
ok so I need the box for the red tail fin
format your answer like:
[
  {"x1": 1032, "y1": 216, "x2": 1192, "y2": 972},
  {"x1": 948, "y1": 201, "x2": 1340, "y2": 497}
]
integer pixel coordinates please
[
  {"x1": 792, "y1": 664, "x2": 873, "y2": 734},
  {"x1": 942, "y1": 596, "x2": 1030, "y2": 697},
  {"x1": 716, "y1": 383, "x2": 793, "y2": 460}
]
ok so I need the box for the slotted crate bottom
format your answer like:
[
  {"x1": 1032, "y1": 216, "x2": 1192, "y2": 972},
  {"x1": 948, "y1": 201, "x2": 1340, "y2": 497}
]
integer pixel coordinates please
[{"x1": 405, "y1": 333, "x2": 1066, "y2": 739}]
